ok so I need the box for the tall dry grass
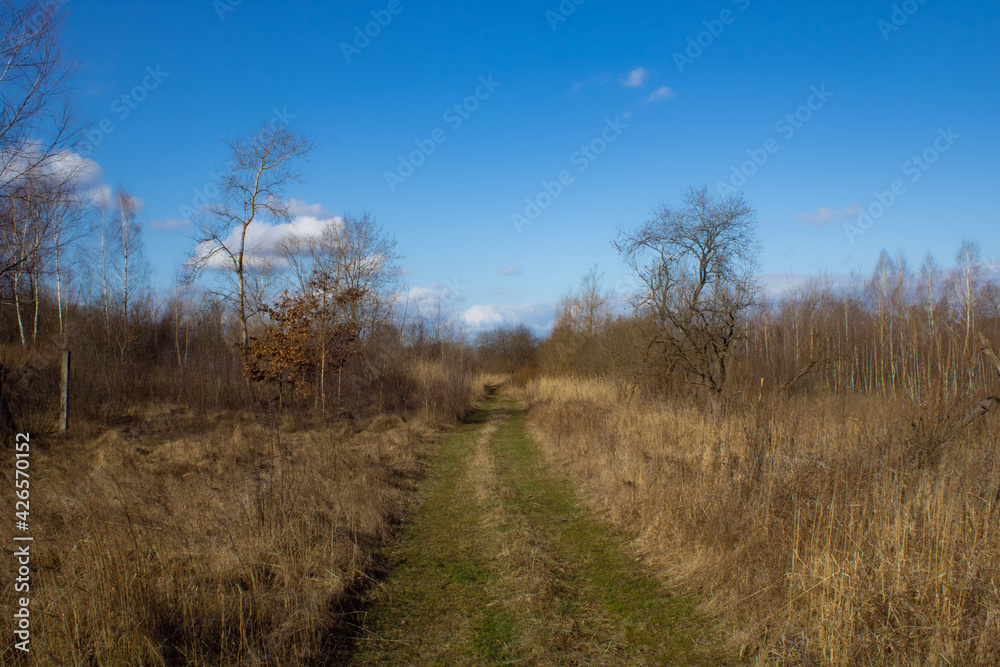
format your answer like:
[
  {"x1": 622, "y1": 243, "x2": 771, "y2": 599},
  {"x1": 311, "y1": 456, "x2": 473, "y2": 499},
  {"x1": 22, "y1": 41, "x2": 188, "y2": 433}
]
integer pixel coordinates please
[
  {"x1": 0, "y1": 362, "x2": 482, "y2": 666},
  {"x1": 518, "y1": 376, "x2": 1000, "y2": 665}
]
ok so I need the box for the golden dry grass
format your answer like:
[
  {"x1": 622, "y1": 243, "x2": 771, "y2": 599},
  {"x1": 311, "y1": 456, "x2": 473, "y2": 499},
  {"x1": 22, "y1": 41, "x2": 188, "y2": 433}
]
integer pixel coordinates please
[
  {"x1": 0, "y1": 364, "x2": 483, "y2": 666},
  {"x1": 517, "y1": 376, "x2": 1000, "y2": 666}
]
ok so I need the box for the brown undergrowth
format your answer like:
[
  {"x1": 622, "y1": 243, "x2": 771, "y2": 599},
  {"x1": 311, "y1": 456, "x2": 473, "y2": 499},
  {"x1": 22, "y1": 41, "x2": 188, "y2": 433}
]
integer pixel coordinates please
[{"x1": 518, "y1": 377, "x2": 1000, "y2": 666}]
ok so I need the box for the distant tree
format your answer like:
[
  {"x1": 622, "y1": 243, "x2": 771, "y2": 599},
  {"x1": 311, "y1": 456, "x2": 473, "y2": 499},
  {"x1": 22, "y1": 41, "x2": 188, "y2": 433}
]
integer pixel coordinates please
[
  {"x1": 545, "y1": 265, "x2": 613, "y2": 374},
  {"x1": 313, "y1": 212, "x2": 402, "y2": 345},
  {"x1": 476, "y1": 324, "x2": 537, "y2": 378},
  {"x1": 113, "y1": 186, "x2": 149, "y2": 365},
  {"x1": 615, "y1": 186, "x2": 760, "y2": 393},
  {"x1": 952, "y1": 239, "x2": 983, "y2": 355},
  {"x1": 189, "y1": 122, "x2": 313, "y2": 350}
]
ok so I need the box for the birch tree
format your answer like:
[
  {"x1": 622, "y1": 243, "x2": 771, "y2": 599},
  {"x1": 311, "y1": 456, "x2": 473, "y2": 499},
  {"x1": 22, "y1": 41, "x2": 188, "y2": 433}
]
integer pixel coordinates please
[{"x1": 189, "y1": 122, "x2": 313, "y2": 349}]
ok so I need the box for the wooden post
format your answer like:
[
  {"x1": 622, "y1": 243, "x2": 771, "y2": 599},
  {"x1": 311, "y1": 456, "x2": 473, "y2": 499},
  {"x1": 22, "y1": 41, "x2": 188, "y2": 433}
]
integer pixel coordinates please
[{"x1": 59, "y1": 350, "x2": 70, "y2": 432}]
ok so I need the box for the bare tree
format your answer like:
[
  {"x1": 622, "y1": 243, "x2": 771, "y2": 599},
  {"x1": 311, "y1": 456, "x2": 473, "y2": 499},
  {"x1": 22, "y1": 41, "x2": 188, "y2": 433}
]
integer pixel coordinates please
[
  {"x1": 189, "y1": 122, "x2": 313, "y2": 349},
  {"x1": 3, "y1": 180, "x2": 50, "y2": 346},
  {"x1": 0, "y1": 0, "x2": 84, "y2": 212},
  {"x1": 312, "y1": 212, "x2": 401, "y2": 345},
  {"x1": 113, "y1": 186, "x2": 149, "y2": 364},
  {"x1": 615, "y1": 186, "x2": 760, "y2": 393},
  {"x1": 918, "y1": 252, "x2": 944, "y2": 382},
  {"x1": 476, "y1": 324, "x2": 538, "y2": 378},
  {"x1": 952, "y1": 239, "x2": 982, "y2": 355},
  {"x1": 48, "y1": 182, "x2": 89, "y2": 338},
  {"x1": 0, "y1": 0, "x2": 85, "y2": 438},
  {"x1": 564, "y1": 264, "x2": 612, "y2": 340},
  {"x1": 546, "y1": 265, "x2": 613, "y2": 374}
]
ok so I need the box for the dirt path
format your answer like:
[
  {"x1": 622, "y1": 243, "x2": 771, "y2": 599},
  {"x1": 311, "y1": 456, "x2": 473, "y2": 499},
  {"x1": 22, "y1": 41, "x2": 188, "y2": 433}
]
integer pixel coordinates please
[{"x1": 345, "y1": 397, "x2": 730, "y2": 665}]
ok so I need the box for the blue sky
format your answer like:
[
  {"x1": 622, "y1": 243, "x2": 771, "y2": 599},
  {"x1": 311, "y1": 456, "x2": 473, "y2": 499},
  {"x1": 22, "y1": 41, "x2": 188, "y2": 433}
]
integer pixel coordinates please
[{"x1": 61, "y1": 0, "x2": 1000, "y2": 332}]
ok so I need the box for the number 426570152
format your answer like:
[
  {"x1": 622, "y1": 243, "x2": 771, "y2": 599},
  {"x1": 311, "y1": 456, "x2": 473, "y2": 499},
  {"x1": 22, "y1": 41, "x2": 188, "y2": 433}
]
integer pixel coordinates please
[{"x1": 15, "y1": 433, "x2": 29, "y2": 524}]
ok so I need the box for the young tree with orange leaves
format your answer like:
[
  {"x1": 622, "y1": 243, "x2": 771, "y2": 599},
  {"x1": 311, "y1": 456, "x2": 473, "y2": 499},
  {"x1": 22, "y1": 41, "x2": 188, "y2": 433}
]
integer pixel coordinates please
[{"x1": 242, "y1": 271, "x2": 363, "y2": 411}]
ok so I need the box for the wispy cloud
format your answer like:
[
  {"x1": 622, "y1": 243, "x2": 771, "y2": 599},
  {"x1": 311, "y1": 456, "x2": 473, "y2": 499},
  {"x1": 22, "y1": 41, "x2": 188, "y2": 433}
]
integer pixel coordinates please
[
  {"x1": 287, "y1": 197, "x2": 332, "y2": 219},
  {"x1": 621, "y1": 67, "x2": 649, "y2": 88},
  {"x1": 499, "y1": 265, "x2": 521, "y2": 276},
  {"x1": 646, "y1": 85, "x2": 675, "y2": 102},
  {"x1": 796, "y1": 204, "x2": 861, "y2": 227},
  {"x1": 757, "y1": 272, "x2": 855, "y2": 297}
]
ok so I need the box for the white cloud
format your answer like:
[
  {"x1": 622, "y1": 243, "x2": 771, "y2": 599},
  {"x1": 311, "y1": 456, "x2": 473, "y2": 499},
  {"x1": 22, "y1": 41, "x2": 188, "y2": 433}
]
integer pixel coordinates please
[
  {"x1": 194, "y1": 201, "x2": 342, "y2": 270},
  {"x1": 646, "y1": 86, "x2": 675, "y2": 102},
  {"x1": 0, "y1": 143, "x2": 103, "y2": 189},
  {"x1": 460, "y1": 302, "x2": 556, "y2": 333},
  {"x1": 463, "y1": 305, "x2": 505, "y2": 329},
  {"x1": 796, "y1": 204, "x2": 861, "y2": 227},
  {"x1": 499, "y1": 265, "x2": 521, "y2": 276},
  {"x1": 622, "y1": 67, "x2": 650, "y2": 88}
]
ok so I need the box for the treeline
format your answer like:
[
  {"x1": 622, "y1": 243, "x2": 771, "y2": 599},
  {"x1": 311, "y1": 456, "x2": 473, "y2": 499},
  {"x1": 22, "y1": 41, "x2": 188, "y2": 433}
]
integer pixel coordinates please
[
  {"x1": 0, "y1": 197, "x2": 483, "y2": 430},
  {"x1": 541, "y1": 228, "x2": 1000, "y2": 406}
]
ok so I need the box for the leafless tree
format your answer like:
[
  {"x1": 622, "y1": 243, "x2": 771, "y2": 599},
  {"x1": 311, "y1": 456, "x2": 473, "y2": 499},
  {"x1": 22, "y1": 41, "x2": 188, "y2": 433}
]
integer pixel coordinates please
[
  {"x1": 476, "y1": 324, "x2": 538, "y2": 378},
  {"x1": 615, "y1": 186, "x2": 760, "y2": 393},
  {"x1": 312, "y1": 212, "x2": 402, "y2": 345},
  {"x1": 546, "y1": 265, "x2": 614, "y2": 375},
  {"x1": 113, "y1": 186, "x2": 149, "y2": 364},
  {"x1": 188, "y1": 122, "x2": 313, "y2": 349},
  {"x1": 952, "y1": 238, "x2": 982, "y2": 355},
  {"x1": 561, "y1": 264, "x2": 612, "y2": 340},
  {"x1": 0, "y1": 0, "x2": 84, "y2": 213},
  {"x1": 0, "y1": 0, "x2": 84, "y2": 438}
]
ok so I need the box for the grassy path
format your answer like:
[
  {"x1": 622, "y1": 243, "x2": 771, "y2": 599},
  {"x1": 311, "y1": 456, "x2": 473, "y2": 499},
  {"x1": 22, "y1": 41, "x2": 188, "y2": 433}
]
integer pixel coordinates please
[{"x1": 346, "y1": 397, "x2": 729, "y2": 665}]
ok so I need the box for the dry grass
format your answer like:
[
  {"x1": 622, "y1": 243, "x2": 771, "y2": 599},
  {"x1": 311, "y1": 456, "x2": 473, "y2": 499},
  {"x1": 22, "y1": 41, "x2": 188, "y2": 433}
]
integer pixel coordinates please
[
  {"x1": 0, "y1": 364, "x2": 483, "y2": 666},
  {"x1": 517, "y1": 376, "x2": 1000, "y2": 665}
]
